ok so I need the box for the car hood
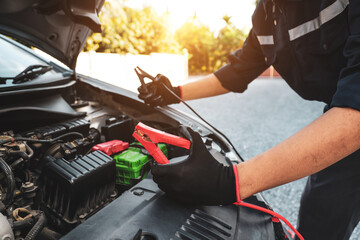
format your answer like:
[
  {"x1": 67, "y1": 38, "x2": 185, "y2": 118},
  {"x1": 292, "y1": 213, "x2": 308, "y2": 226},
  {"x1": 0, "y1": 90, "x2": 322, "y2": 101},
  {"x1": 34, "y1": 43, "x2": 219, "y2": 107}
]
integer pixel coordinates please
[{"x1": 0, "y1": 0, "x2": 104, "y2": 69}]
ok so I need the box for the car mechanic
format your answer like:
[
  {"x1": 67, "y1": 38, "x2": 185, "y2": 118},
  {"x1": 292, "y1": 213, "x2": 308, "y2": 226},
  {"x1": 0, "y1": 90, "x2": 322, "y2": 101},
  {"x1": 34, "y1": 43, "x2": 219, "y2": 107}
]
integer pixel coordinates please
[{"x1": 138, "y1": 0, "x2": 360, "y2": 239}]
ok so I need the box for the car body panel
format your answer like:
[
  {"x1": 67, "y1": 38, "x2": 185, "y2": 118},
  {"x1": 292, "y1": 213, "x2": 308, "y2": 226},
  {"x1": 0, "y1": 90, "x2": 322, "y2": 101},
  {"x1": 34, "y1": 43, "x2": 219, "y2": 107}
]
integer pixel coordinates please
[
  {"x1": 63, "y1": 179, "x2": 276, "y2": 240},
  {"x1": 0, "y1": 0, "x2": 104, "y2": 69}
]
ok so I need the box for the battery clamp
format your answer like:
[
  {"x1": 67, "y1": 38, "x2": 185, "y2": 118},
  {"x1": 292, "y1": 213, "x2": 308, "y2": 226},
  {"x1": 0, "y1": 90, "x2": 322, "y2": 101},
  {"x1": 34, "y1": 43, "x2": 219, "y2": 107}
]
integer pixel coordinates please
[{"x1": 134, "y1": 66, "x2": 304, "y2": 240}]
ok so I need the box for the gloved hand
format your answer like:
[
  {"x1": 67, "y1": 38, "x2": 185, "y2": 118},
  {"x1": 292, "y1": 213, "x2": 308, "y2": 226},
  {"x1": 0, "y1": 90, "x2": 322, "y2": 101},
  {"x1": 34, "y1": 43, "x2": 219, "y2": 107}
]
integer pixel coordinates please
[
  {"x1": 151, "y1": 126, "x2": 241, "y2": 205},
  {"x1": 138, "y1": 74, "x2": 181, "y2": 106}
]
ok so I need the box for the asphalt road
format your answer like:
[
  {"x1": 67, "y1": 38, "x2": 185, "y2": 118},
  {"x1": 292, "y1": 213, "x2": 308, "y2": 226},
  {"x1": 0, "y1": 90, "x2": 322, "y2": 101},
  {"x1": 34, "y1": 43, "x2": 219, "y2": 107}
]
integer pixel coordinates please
[{"x1": 172, "y1": 78, "x2": 360, "y2": 239}]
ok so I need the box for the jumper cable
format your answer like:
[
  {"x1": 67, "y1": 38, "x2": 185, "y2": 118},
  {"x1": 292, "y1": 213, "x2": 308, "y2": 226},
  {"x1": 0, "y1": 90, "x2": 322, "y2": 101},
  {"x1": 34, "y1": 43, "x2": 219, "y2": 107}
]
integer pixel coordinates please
[
  {"x1": 133, "y1": 122, "x2": 190, "y2": 164},
  {"x1": 134, "y1": 67, "x2": 304, "y2": 240}
]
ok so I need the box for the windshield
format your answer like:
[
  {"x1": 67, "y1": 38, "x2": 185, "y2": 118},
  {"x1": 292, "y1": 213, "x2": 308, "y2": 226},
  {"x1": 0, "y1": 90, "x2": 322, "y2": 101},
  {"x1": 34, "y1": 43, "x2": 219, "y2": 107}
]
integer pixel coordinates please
[{"x1": 0, "y1": 36, "x2": 53, "y2": 85}]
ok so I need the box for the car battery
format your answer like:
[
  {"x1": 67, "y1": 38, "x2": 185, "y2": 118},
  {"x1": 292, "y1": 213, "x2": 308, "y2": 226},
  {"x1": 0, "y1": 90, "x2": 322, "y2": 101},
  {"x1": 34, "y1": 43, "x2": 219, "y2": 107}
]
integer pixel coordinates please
[
  {"x1": 101, "y1": 116, "x2": 133, "y2": 143},
  {"x1": 113, "y1": 143, "x2": 167, "y2": 185}
]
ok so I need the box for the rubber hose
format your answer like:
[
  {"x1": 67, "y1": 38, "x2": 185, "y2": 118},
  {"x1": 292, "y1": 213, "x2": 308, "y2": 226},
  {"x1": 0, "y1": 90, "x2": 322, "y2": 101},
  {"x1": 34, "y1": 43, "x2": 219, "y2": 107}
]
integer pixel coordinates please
[
  {"x1": 26, "y1": 144, "x2": 34, "y2": 159},
  {"x1": 7, "y1": 151, "x2": 29, "y2": 161},
  {"x1": 10, "y1": 158, "x2": 24, "y2": 169},
  {"x1": 0, "y1": 157, "x2": 15, "y2": 205},
  {"x1": 13, "y1": 218, "x2": 35, "y2": 230},
  {"x1": 25, "y1": 212, "x2": 47, "y2": 240}
]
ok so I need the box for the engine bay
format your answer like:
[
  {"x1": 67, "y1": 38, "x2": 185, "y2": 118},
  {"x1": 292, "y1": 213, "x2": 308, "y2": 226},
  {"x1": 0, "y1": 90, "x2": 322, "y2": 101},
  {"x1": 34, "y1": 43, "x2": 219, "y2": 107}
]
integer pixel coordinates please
[
  {"x1": 0, "y1": 74, "x2": 289, "y2": 240},
  {"x1": 0, "y1": 94, "x2": 234, "y2": 239}
]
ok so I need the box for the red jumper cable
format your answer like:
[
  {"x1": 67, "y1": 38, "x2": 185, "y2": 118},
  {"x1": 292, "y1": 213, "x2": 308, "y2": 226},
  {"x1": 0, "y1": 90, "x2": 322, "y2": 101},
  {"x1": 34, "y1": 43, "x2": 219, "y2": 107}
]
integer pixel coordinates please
[
  {"x1": 232, "y1": 165, "x2": 304, "y2": 240},
  {"x1": 133, "y1": 122, "x2": 304, "y2": 240},
  {"x1": 133, "y1": 122, "x2": 191, "y2": 164},
  {"x1": 133, "y1": 65, "x2": 304, "y2": 239}
]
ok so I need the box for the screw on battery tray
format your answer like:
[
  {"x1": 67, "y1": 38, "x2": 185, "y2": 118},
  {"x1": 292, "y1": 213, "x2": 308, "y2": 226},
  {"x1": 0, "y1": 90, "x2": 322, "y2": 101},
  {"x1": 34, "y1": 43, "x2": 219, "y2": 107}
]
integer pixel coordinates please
[{"x1": 133, "y1": 189, "x2": 144, "y2": 196}]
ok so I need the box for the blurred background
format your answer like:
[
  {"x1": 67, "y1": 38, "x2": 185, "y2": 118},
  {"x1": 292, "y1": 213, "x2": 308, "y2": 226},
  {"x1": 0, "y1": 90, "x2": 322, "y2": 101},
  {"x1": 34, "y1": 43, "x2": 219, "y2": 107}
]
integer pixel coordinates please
[{"x1": 76, "y1": 0, "x2": 280, "y2": 92}]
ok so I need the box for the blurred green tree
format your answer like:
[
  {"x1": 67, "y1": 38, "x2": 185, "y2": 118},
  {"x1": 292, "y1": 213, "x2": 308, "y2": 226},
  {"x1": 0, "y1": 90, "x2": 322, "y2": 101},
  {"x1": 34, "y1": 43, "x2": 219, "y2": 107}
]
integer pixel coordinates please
[
  {"x1": 175, "y1": 14, "x2": 215, "y2": 73},
  {"x1": 212, "y1": 15, "x2": 246, "y2": 70},
  {"x1": 85, "y1": 2, "x2": 248, "y2": 74},
  {"x1": 175, "y1": 14, "x2": 246, "y2": 73},
  {"x1": 84, "y1": 1, "x2": 180, "y2": 54}
]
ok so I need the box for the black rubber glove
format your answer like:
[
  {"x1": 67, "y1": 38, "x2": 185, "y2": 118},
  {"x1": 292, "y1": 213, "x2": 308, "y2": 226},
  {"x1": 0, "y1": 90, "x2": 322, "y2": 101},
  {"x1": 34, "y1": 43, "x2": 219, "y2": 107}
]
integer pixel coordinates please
[
  {"x1": 152, "y1": 126, "x2": 238, "y2": 205},
  {"x1": 138, "y1": 74, "x2": 181, "y2": 106}
]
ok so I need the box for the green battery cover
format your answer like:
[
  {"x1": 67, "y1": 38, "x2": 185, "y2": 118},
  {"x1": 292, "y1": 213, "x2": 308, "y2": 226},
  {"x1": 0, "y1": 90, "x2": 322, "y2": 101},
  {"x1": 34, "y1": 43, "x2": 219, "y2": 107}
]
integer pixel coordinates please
[{"x1": 113, "y1": 143, "x2": 167, "y2": 185}]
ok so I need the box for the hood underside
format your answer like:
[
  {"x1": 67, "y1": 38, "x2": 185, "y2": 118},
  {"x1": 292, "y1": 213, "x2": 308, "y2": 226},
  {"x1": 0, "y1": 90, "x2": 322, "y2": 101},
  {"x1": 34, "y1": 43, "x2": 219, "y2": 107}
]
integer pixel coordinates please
[{"x1": 0, "y1": 0, "x2": 104, "y2": 69}]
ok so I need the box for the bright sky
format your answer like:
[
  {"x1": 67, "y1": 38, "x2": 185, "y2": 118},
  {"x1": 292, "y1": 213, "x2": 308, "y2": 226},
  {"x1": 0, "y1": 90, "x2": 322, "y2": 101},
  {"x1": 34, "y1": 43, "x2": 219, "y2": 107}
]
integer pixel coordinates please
[{"x1": 123, "y1": 0, "x2": 256, "y2": 32}]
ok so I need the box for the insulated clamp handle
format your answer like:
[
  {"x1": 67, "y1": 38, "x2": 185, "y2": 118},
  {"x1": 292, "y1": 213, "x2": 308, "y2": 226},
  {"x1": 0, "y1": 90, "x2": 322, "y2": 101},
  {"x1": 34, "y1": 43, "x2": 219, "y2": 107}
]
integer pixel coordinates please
[
  {"x1": 136, "y1": 122, "x2": 190, "y2": 150},
  {"x1": 133, "y1": 122, "x2": 191, "y2": 164},
  {"x1": 132, "y1": 132, "x2": 170, "y2": 164}
]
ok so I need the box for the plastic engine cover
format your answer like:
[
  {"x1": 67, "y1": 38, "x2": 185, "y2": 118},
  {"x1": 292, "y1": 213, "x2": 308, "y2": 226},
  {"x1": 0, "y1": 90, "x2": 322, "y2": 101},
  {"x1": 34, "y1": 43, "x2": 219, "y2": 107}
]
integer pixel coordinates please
[
  {"x1": 23, "y1": 118, "x2": 90, "y2": 139},
  {"x1": 63, "y1": 179, "x2": 280, "y2": 240},
  {"x1": 39, "y1": 151, "x2": 116, "y2": 228}
]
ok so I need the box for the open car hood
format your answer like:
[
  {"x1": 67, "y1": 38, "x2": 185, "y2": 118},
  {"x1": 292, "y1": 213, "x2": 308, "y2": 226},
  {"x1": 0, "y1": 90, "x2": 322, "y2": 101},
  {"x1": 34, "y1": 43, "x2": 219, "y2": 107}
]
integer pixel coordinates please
[{"x1": 0, "y1": 0, "x2": 104, "y2": 69}]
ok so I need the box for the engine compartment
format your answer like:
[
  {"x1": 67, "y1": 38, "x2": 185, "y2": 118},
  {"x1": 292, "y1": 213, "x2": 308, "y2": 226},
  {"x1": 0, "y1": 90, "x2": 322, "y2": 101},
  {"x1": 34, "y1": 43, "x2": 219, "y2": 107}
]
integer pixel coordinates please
[
  {"x1": 0, "y1": 94, "x2": 234, "y2": 239},
  {"x1": 0, "y1": 75, "x2": 288, "y2": 240}
]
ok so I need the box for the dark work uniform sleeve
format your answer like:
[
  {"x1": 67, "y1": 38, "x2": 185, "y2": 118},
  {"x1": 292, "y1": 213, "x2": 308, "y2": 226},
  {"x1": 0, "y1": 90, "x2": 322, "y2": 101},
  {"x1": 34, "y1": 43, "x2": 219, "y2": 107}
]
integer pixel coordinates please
[
  {"x1": 331, "y1": 0, "x2": 360, "y2": 111},
  {"x1": 214, "y1": 29, "x2": 268, "y2": 93}
]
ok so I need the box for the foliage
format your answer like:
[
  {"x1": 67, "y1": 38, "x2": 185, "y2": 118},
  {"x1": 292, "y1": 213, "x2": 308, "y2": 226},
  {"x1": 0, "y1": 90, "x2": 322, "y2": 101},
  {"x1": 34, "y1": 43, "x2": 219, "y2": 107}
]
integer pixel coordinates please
[
  {"x1": 174, "y1": 16, "x2": 215, "y2": 73},
  {"x1": 175, "y1": 15, "x2": 246, "y2": 73},
  {"x1": 85, "y1": 1, "x2": 247, "y2": 73},
  {"x1": 84, "y1": 1, "x2": 180, "y2": 54},
  {"x1": 212, "y1": 15, "x2": 246, "y2": 71}
]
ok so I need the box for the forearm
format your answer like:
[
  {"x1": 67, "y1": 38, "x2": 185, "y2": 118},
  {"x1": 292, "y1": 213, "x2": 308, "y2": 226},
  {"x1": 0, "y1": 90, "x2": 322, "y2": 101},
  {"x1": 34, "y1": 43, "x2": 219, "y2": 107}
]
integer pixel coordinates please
[
  {"x1": 181, "y1": 73, "x2": 229, "y2": 101},
  {"x1": 237, "y1": 107, "x2": 360, "y2": 199}
]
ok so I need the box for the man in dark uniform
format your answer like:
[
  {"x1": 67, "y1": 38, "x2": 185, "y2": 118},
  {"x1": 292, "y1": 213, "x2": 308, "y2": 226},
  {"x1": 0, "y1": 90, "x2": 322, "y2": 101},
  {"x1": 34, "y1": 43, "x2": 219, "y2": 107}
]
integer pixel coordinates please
[{"x1": 138, "y1": 0, "x2": 360, "y2": 239}]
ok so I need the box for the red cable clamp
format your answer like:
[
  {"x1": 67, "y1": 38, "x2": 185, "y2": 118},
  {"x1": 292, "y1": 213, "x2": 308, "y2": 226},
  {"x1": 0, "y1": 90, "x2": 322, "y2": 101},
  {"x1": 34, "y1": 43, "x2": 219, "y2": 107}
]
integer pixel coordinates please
[
  {"x1": 132, "y1": 122, "x2": 191, "y2": 164},
  {"x1": 92, "y1": 140, "x2": 129, "y2": 156}
]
